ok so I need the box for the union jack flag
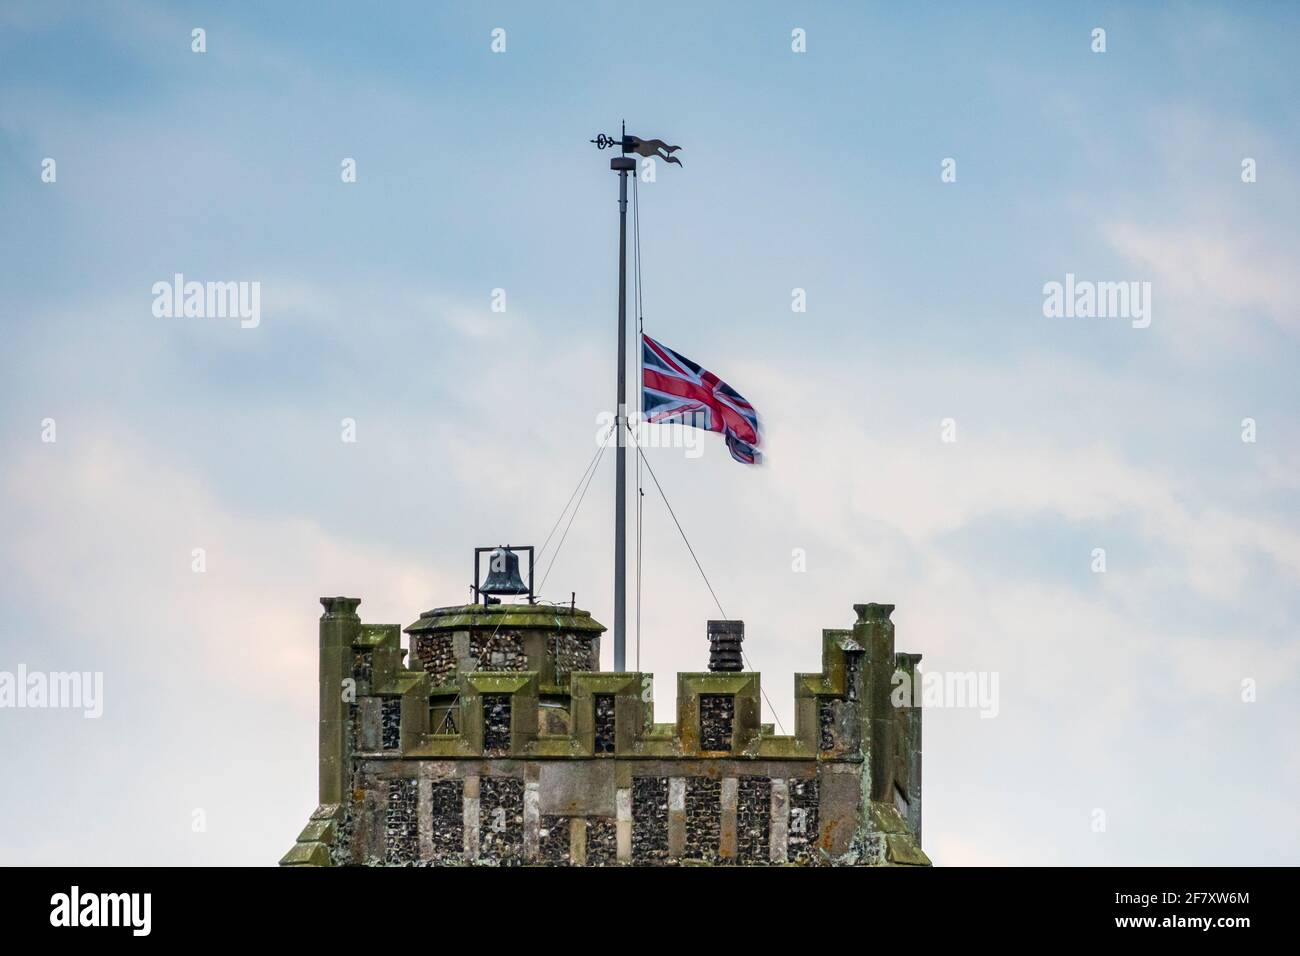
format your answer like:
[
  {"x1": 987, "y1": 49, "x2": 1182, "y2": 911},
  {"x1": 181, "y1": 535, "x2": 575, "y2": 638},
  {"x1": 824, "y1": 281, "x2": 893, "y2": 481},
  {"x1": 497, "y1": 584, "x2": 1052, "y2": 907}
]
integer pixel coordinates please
[{"x1": 640, "y1": 332, "x2": 763, "y2": 464}]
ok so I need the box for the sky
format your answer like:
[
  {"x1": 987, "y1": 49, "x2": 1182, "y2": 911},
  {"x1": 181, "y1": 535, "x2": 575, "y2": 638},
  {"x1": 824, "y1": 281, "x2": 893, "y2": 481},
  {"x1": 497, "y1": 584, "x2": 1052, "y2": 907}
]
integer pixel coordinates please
[{"x1": 0, "y1": 1, "x2": 1297, "y2": 866}]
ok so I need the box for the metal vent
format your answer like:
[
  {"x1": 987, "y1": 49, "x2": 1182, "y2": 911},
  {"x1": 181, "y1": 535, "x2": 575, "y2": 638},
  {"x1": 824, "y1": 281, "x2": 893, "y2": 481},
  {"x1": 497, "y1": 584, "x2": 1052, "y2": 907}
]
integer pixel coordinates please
[{"x1": 706, "y1": 619, "x2": 744, "y2": 672}]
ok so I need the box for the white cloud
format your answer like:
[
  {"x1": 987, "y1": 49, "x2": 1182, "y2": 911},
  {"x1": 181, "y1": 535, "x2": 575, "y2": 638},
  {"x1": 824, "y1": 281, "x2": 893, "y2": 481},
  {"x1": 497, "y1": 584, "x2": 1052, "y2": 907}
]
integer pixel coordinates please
[
  {"x1": 1107, "y1": 220, "x2": 1300, "y2": 339},
  {"x1": 0, "y1": 430, "x2": 448, "y2": 700}
]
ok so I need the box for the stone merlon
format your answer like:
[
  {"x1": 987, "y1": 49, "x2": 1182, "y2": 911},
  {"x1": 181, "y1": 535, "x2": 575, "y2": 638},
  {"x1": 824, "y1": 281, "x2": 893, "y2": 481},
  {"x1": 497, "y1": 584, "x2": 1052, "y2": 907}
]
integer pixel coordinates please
[{"x1": 282, "y1": 595, "x2": 928, "y2": 867}]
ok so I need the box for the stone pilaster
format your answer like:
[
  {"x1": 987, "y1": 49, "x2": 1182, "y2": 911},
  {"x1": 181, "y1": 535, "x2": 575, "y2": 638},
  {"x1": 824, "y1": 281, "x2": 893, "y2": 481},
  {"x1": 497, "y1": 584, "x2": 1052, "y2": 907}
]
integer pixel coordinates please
[
  {"x1": 569, "y1": 817, "x2": 587, "y2": 866},
  {"x1": 615, "y1": 787, "x2": 633, "y2": 862},
  {"x1": 523, "y1": 779, "x2": 541, "y2": 860},
  {"x1": 854, "y1": 602, "x2": 897, "y2": 804},
  {"x1": 319, "y1": 597, "x2": 360, "y2": 807},
  {"x1": 418, "y1": 776, "x2": 433, "y2": 861},
  {"x1": 770, "y1": 778, "x2": 789, "y2": 863},
  {"x1": 719, "y1": 777, "x2": 738, "y2": 859},
  {"x1": 667, "y1": 777, "x2": 687, "y2": 858}
]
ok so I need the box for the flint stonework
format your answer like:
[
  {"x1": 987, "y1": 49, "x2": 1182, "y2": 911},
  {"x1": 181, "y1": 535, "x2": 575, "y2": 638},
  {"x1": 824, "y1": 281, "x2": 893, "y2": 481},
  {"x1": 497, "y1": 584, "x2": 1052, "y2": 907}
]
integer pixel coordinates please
[{"x1": 281, "y1": 598, "x2": 929, "y2": 867}]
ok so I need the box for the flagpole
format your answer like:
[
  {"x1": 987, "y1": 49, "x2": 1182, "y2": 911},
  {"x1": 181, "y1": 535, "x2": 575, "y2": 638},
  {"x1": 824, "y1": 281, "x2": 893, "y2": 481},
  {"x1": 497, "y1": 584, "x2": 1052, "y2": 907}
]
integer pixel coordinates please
[
  {"x1": 611, "y1": 125, "x2": 634, "y2": 673},
  {"x1": 593, "y1": 122, "x2": 679, "y2": 672}
]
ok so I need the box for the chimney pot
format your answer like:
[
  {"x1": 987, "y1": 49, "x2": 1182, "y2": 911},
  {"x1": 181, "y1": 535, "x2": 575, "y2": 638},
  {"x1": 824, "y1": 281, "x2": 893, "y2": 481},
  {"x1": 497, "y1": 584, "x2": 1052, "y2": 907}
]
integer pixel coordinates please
[{"x1": 707, "y1": 619, "x2": 744, "y2": 672}]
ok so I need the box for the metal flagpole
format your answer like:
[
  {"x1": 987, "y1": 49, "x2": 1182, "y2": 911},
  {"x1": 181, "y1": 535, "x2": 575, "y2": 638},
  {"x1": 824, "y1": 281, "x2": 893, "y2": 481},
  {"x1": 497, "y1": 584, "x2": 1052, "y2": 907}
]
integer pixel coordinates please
[
  {"x1": 590, "y1": 123, "x2": 681, "y2": 673},
  {"x1": 611, "y1": 124, "x2": 634, "y2": 672}
]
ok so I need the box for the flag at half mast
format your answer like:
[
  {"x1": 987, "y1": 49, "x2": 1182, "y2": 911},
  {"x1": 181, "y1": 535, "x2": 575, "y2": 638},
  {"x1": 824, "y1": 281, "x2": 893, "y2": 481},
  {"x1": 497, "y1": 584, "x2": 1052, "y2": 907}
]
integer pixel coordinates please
[{"x1": 640, "y1": 332, "x2": 763, "y2": 464}]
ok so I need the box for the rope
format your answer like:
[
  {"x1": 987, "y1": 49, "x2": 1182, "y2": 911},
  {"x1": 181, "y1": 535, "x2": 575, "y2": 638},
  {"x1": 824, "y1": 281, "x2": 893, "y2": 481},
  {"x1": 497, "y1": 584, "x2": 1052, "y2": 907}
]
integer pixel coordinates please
[
  {"x1": 536, "y1": 421, "x2": 615, "y2": 569},
  {"x1": 434, "y1": 422, "x2": 615, "y2": 735},
  {"x1": 624, "y1": 421, "x2": 787, "y2": 735},
  {"x1": 538, "y1": 424, "x2": 615, "y2": 594}
]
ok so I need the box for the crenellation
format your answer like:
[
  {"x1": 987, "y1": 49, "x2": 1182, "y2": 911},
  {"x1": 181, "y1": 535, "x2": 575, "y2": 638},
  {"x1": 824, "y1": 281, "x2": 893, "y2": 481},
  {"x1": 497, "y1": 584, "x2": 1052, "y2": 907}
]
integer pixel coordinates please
[{"x1": 282, "y1": 598, "x2": 928, "y2": 867}]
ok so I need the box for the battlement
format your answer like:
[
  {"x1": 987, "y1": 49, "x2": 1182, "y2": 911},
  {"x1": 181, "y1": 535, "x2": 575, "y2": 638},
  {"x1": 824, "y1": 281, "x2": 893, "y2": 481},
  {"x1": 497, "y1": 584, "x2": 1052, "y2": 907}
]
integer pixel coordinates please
[{"x1": 281, "y1": 597, "x2": 928, "y2": 866}]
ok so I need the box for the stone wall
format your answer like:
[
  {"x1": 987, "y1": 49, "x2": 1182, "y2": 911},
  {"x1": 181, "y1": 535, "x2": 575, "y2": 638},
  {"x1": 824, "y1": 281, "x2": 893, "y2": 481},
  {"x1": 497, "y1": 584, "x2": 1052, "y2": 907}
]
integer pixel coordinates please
[
  {"x1": 413, "y1": 635, "x2": 456, "y2": 685},
  {"x1": 330, "y1": 763, "x2": 893, "y2": 867},
  {"x1": 470, "y1": 632, "x2": 526, "y2": 671},
  {"x1": 699, "y1": 694, "x2": 734, "y2": 752},
  {"x1": 538, "y1": 815, "x2": 571, "y2": 864},
  {"x1": 593, "y1": 693, "x2": 616, "y2": 754},
  {"x1": 385, "y1": 779, "x2": 419, "y2": 863},
  {"x1": 352, "y1": 649, "x2": 373, "y2": 685},
  {"x1": 482, "y1": 694, "x2": 511, "y2": 755},
  {"x1": 479, "y1": 777, "x2": 525, "y2": 864},
  {"x1": 788, "y1": 777, "x2": 820, "y2": 863},
  {"x1": 347, "y1": 701, "x2": 359, "y2": 765},
  {"x1": 381, "y1": 698, "x2": 401, "y2": 751},
  {"x1": 288, "y1": 599, "x2": 928, "y2": 869},
  {"x1": 736, "y1": 776, "x2": 771, "y2": 862},
  {"x1": 631, "y1": 776, "x2": 669, "y2": 863},
  {"x1": 428, "y1": 780, "x2": 464, "y2": 862},
  {"x1": 684, "y1": 777, "x2": 721, "y2": 861},
  {"x1": 845, "y1": 653, "x2": 862, "y2": 701},
  {"x1": 819, "y1": 700, "x2": 835, "y2": 751},
  {"x1": 550, "y1": 633, "x2": 597, "y2": 684},
  {"x1": 586, "y1": 818, "x2": 617, "y2": 865}
]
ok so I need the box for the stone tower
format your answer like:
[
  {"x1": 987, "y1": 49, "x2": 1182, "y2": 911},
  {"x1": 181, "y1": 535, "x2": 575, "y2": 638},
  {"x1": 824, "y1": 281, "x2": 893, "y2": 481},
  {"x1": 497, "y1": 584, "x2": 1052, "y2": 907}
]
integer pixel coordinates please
[{"x1": 281, "y1": 595, "x2": 928, "y2": 866}]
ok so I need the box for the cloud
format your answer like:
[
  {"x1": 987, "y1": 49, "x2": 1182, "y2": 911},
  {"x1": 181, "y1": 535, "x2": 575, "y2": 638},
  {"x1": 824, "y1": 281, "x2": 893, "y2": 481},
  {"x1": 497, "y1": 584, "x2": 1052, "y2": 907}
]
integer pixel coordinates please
[
  {"x1": 0, "y1": 428, "x2": 449, "y2": 699},
  {"x1": 3, "y1": 4, "x2": 1298, "y2": 866},
  {"x1": 1106, "y1": 220, "x2": 1300, "y2": 339}
]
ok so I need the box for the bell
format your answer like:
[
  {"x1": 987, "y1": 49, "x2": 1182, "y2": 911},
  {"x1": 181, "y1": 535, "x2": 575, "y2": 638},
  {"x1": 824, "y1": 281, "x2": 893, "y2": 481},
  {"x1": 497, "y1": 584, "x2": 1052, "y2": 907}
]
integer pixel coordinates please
[{"x1": 480, "y1": 546, "x2": 529, "y2": 597}]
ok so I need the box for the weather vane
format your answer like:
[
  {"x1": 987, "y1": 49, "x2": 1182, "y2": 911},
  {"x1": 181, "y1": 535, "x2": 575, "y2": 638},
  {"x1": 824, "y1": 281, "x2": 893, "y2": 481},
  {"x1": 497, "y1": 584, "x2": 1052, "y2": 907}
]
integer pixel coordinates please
[{"x1": 590, "y1": 121, "x2": 683, "y2": 166}]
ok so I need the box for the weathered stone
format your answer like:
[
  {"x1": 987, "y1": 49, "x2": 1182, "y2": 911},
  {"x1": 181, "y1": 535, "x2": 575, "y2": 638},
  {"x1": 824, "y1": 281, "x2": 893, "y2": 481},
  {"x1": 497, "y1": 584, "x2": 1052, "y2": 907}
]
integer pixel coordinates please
[
  {"x1": 384, "y1": 779, "x2": 418, "y2": 863},
  {"x1": 631, "y1": 776, "x2": 669, "y2": 863},
  {"x1": 538, "y1": 814, "x2": 571, "y2": 864},
  {"x1": 413, "y1": 634, "x2": 457, "y2": 685},
  {"x1": 593, "y1": 693, "x2": 616, "y2": 753},
  {"x1": 538, "y1": 760, "x2": 615, "y2": 816},
  {"x1": 482, "y1": 694, "x2": 511, "y2": 756},
  {"x1": 736, "y1": 776, "x2": 771, "y2": 863},
  {"x1": 586, "y1": 817, "x2": 618, "y2": 866},
  {"x1": 479, "y1": 777, "x2": 524, "y2": 865},
  {"x1": 284, "y1": 597, "x2": 928, "y2": 868},
  {"x1": 427, "y1": 780, "x2": 463, "y2": 863},
  {"x1": 683, "y1": 777, "x2": 721, "y2": 861},
  {"x1": 788, "y1": 777, "x2": 820, "y2": 864},
  {"x1": 380, "y1": 698, "x2": 402, "y2": 751},
  {"x1": 550, "y1": 633, "x2": 598, "y2": 684},
  {"x1": 700, "y1": 694, "x2": 735, "y2": 752}
]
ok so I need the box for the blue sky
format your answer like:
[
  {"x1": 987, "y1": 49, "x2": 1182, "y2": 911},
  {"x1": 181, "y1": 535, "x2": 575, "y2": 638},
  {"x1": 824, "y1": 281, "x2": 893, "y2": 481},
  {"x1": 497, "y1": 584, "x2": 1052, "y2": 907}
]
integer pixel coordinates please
[{"x1": 1, "y1": 1, "x2": 1297, "y2": 865}]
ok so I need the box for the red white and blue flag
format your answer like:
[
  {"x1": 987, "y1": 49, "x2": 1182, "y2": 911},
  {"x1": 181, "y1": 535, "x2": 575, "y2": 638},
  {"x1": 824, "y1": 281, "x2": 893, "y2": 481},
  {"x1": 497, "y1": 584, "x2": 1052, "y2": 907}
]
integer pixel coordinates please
[{"x1": 640, "y1": 332, "x2": 763, "y2": 464}]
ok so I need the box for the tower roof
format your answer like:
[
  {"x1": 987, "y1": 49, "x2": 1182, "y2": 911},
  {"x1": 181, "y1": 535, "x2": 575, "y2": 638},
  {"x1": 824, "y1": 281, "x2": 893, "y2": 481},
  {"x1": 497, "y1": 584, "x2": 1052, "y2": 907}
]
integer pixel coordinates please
[{"x1": 405, "y1": 602, "x2": 606, "y2": 635}]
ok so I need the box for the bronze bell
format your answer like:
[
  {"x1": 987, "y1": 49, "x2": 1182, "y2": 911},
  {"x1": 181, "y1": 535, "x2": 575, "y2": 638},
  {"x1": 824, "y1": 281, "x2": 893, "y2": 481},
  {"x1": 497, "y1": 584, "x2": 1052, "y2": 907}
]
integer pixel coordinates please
[{"x1": 480, "y1": 547, "x2": 529, "y2": 597}]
